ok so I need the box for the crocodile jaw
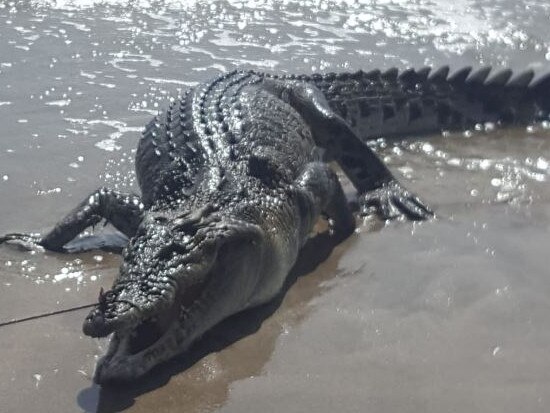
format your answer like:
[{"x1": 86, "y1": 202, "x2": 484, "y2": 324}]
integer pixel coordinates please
[
  {"x1": 93, "y1": 315, "x2": 190, "y2": 384},
  {"x1": 93, "y1": 276, "x2": 212, "y2": 384}
]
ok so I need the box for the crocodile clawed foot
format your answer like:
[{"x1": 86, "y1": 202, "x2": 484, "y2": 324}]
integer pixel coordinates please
[
  {"x1": 360, "y1": 180, "x2": 434, "y2": 221},
  {"x1": 0, "y1": 232, "x2": 46, "y2": 252}
]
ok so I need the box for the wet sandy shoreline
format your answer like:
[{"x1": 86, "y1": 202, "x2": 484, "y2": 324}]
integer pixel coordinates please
[{"x1": 1, "y1": 1, "x2": 550, "y2": 412}]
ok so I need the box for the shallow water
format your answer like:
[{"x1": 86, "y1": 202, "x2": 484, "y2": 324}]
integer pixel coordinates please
[{"x1": 0, "y1": 1, "x2": 550, "y2": 412}]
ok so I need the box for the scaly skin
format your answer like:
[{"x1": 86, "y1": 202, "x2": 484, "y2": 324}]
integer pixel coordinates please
[{"x1": 1, "y1": 67, "x2": 549, "y2": 383}]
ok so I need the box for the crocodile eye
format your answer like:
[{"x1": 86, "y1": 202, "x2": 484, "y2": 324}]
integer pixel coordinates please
[
  {"x1": 154, "y1": 216, "x2": 169, "y2": 224},
  {"x1": 155, "y1": 243, "x2": 188, "y2": 260}
]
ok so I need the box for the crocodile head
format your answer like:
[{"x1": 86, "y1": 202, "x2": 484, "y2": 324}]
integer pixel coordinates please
[{"x1": 83, "y1": 207, "x2": 263, "y2": 384}]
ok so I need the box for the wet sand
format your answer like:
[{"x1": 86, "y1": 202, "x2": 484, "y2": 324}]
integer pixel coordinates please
[{"x1": 1, "y1": 1, "x2": 550, "y2": 412}]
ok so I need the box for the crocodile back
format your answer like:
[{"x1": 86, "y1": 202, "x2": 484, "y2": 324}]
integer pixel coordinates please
[
  {"x1": 135, "y1": 71, "x2": 318, "y2": 208},
  {"x1": 135, "y1": 91, "x2": 208, "y2": 208}
]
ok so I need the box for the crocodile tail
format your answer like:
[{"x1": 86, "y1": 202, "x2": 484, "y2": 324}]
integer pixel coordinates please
[{"x1": 303, "y1": 67, "x2": 550, "y2": 140}]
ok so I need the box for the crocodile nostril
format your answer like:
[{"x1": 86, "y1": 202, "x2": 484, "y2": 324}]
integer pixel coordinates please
[{"x1": 83, "y1": 308, "x2": 111, "y2": 338}]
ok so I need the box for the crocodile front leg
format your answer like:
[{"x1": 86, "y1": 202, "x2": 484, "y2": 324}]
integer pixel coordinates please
[
  {"x1": 264, "y1": 79, "x2": 433, "y2": 221},
  {"x1": 0, "y1": 188, "x2": 144, "y2": 252}
]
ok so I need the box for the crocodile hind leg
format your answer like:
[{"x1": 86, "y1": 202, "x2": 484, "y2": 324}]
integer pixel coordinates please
[
  {"x1": 264, "y1": 78, "x2": 433, "y2": 220},
  {"x1": 0, "y1": 188, "x2": 144, "y2": 252},
  {"x1": 295, "y1": 162, "x2": 356, "y2": 239}
]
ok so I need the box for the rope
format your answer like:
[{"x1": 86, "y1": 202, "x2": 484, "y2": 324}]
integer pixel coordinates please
[
  {"x1": 0, "y1": 235, "x2": 101, "y2": 328},
  {"x1": 0, "y1": 303, "x2": 95, "y2": 328}
]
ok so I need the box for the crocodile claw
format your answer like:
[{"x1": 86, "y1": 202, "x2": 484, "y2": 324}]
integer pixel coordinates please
[
  {"x1": 0, "y1": 232, "x2": 45, "y2": 251},
  {"x1": 360, "y1": 180, "x2": 434, "y2": 221}
]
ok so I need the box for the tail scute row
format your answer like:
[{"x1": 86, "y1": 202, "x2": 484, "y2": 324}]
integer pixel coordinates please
[{"x1": 299, "y1": 66, "x2": 550, "y2": 140}]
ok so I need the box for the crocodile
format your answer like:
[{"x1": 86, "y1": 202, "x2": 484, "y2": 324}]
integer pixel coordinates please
[{"x1": 1, "y1": 66, "x2": 549, "y2": 383}]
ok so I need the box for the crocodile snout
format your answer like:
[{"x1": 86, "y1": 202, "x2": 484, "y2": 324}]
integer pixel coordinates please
[{"x1": 82, "y1": 284, "x2": 176, "y2": 338}]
